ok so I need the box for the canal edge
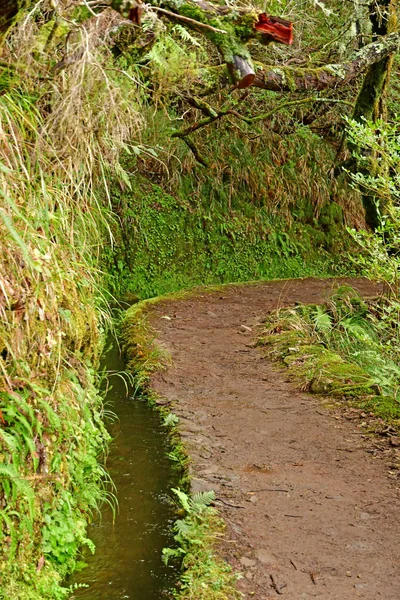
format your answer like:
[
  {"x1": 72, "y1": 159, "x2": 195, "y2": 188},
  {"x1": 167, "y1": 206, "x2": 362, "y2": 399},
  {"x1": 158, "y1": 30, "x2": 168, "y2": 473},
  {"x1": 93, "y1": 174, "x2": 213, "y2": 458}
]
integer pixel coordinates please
[{"x1": 121, "y1": 292, "x2": 242, "y2": 600}]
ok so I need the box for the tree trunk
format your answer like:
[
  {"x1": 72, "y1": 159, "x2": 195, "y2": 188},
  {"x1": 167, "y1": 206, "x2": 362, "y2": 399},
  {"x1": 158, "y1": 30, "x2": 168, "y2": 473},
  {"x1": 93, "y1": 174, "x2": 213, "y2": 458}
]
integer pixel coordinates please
[
  {"x1": 353, "y1": 0, "x2": 397, "y2": 122},
  {"x1": 231, "y1": 56, "x2": 255, "y2": 89},
  {"x1": 253, "y1": 33, "x2": 399, "y2": 92},
  {"x1": 352, "y1": 0, "x2": 398, "y2": 229}
]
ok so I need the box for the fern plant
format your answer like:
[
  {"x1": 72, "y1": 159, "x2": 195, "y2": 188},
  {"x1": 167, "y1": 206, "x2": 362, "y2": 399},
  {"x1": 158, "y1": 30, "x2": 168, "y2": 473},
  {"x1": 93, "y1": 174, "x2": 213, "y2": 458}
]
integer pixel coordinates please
[{"x1": 162, "y1": 487, "x2": 239, "y2": 598}]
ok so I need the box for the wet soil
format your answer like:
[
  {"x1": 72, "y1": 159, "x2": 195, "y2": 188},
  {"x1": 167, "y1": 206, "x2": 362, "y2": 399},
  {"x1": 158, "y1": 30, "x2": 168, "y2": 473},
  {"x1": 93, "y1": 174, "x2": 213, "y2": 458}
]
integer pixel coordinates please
[{"x1": 148, "y1": 278, "x2": 400, "y2": 600}]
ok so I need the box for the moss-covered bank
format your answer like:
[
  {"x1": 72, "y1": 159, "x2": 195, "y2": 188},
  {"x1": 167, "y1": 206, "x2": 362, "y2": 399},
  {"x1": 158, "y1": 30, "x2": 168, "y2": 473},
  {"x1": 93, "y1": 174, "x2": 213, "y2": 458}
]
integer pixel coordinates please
[
  {"x1": 258, "y1": 286, "x2": 400, "y2": 428},
  {"x1": 105, "y1": 177, "x2": 357, "y2": 300}
]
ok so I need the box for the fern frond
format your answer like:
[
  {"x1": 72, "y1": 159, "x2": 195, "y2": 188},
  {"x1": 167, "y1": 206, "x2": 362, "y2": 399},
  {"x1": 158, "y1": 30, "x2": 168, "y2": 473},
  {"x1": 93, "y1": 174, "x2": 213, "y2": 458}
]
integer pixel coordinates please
[
  {"x1": 0, "y1": 463, "x2": 19, "y2": 478},
  {"x1": 172, "y1": 487, "x2": 191, "y2": 513},
  {"x1": 191, "y1": 490, "x2": 216, "y2": 508},
  {"x1": 163, "y1": 412, "x2": 179, "y2": 427},
  {"x1": 174, "y1": 518, "x2": 191, "y2": 537},
  {"x1": 0, "y1": 430, "x2": 21, "y2": 454},
  {"x1": 314, "y1": 306, "x2": 332, "y2": 333},
  {"x1": 172, "y1": 24, "x2": 202, "y2": 47}
]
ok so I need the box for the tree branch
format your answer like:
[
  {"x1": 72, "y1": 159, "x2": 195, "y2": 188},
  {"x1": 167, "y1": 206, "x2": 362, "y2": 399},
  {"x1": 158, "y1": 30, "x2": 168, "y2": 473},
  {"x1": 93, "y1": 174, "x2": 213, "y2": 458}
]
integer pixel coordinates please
[
  {"x1": 150, "y1": 6, "x2": 227, "y2": 34},
  {"x1": 172, "y1": 96, "x2": 353, "y2": 139},
  {"x1": 253, "y1": 32, "x2": 400, "y2": 92},
  {"x1": 247, "y1": 97, "x2": 354, "y2": 123}
]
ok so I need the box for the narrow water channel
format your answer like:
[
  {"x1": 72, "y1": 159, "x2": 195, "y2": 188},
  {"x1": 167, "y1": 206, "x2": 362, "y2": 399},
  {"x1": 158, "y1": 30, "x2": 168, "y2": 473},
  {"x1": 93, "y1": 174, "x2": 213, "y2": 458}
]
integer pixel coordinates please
[{"x1": 70, "y1": 339, "x2": 178, "y2": 599}]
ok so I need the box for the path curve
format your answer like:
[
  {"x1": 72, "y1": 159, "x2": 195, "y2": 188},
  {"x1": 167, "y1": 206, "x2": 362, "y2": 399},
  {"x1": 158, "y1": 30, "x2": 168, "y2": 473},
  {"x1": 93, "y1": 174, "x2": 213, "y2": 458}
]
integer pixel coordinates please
[{"x1": 149, "y1": 278, "x2": 400, "y2": 599}]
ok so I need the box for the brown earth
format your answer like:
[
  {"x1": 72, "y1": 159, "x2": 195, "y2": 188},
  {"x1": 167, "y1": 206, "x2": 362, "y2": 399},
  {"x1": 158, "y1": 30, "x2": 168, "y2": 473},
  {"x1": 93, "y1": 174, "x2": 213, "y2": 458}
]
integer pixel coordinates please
[{"x1": 149, "y1": 278, "x2": 400, "y2": 599}]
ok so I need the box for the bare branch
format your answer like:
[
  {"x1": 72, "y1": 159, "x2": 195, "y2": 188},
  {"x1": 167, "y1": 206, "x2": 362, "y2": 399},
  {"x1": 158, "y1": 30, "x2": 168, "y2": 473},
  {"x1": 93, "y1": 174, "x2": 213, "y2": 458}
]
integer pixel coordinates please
[{"x1": 149, "y1": 6, "x2": 227, "y2": 34}]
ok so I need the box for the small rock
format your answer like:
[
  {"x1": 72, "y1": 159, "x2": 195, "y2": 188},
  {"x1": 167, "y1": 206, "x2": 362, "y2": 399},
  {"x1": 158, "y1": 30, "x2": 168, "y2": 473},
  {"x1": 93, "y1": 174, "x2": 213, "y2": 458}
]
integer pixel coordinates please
[
  {"x1": 190, "y1": 478, "x2": 217, "y2": 493},
  {"x1": 325, "y1": 495, "x2": 343, "y2": 501},
  {"x1": 231, "y1": 523, "x2": 242, "y2": 535},
  {"x1": 240, "y1": 556, "x2": 256, "y2": 568},
  {"x1": 255, "y1": 548, "x2": 276, "y2": 564},
  {"x1": 359, "y1": 512, "x2": 372, "y2": 520},
  {"x1": 155, "y1": 398, "x2": 171, "y2": 406},
  {"x1": 390, "y1": 436, "x2": 400, "y2": 447},
  {"x1": 346, "y1": 541, "x2": 370, "y2": 551}
]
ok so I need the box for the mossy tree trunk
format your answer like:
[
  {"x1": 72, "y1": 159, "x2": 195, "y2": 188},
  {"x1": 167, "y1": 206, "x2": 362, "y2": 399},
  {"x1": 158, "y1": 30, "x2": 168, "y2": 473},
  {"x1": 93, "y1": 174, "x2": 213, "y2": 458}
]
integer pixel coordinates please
[
  {"x1": 0, "y1": 0, "x2": 30, "y2": 45},
  {"x1": 352, "y1": 0, "x2": 398, "y2": 229},
  {"x1": 109, "y1": 0, "x2": 260, "y2": 87}
]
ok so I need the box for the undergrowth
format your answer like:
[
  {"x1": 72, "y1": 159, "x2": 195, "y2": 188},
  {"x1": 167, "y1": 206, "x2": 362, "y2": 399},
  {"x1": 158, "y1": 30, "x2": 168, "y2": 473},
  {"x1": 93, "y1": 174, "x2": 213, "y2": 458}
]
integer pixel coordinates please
[
  {"x1": 163, "y1": 489, "x2": 240, "y2": 600},
  {"x1": 258, "y1": 285, "x2": 400, "y2": 425},
  {"x1": 105, "y1": 175, "x2": 359, "y2": 300}
]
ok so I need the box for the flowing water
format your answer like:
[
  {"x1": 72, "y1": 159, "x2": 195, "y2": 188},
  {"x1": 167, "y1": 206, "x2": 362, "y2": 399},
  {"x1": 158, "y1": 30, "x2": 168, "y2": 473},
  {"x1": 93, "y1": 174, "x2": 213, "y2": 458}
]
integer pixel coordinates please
[{"x1": 69, "y1": 339, "x2": 178, "y2": 600}]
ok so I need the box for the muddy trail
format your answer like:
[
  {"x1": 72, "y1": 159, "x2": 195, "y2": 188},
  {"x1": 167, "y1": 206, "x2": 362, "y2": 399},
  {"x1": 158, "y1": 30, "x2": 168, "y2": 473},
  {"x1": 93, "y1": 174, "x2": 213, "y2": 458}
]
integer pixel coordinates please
[{"x1": 146, "y1": 278, "x2": 400, "y2": 600}]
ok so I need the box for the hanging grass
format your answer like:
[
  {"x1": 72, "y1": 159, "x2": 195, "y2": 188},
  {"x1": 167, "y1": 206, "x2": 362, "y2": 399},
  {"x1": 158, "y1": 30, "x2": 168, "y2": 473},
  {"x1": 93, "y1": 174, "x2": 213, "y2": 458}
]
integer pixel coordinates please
[{"x1": 0, "y1": 6, "x2": 144, "y2": 598}]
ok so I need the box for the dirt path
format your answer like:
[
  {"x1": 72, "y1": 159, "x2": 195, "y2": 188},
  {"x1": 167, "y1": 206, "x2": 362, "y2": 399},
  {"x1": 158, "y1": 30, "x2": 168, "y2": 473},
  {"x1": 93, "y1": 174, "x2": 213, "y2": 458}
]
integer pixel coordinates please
[{"x1": 149, "y1": 278, "x2": 400, "y2": 599}]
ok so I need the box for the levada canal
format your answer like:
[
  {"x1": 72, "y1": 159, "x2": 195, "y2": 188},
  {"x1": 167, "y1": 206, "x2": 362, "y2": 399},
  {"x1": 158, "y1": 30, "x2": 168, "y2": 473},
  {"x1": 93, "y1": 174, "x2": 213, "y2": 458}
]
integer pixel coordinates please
[{"x1": 69, "y1": 339, "x2": 178, "y2": 599}]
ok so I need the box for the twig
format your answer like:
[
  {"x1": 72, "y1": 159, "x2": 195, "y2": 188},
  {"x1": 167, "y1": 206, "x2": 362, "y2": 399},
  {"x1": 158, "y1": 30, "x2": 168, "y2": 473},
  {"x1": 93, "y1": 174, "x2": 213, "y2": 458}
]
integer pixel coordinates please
[
  {"x1": 261, "y1": 406, "x2": 297, "y2": 412},
  {"x1": 173, "y1": 96, "x2": 353, "y2": 139},
  {"x1": 247, "y1": 488, "x2": 289, "y2": 493},
  {"x1": 270, "y1": 574, "x2": 286, "y2": 595},
  {"x1": 248, "y1": 97, "x2": 353, "y2": 124},
  {"x1": 215, "y1": 497, "x2": 245, "y2": 509},
  {"x1": 171, "y1": 109, "x2": 231, "y2": 138},
  {"x1": 0, "y1": 474, "x2": 62, "y2": 481},
  {"x1": 181, "y1": 136, "x2": 209, "y2": 166},
  {"x1": 149, "y1": 6, "x2": 227, "y2": 34}
]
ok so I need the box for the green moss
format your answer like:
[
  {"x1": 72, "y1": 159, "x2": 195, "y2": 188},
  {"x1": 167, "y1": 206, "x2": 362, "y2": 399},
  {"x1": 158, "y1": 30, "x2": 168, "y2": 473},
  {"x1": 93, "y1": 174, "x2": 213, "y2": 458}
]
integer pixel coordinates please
[
  {"x1": 284, "y1": 344, "x2": 376, "y2": 396},
  {"x1": 104, "y1": 175, "x2": 355, "y2": 299},
  {"x1": 318, "y1": 202, "x2": 344, "y2": 250}
]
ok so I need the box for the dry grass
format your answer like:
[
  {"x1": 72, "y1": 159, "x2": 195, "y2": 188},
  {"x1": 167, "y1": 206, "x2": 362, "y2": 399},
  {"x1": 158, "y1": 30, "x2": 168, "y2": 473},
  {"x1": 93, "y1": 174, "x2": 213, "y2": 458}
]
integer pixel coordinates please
[
  {"x1": 0, "y1": 3, "x2": 143, "y2": 385},
  {"x1": 0, "y1": 3, "x2": 145, "y2": 597}
]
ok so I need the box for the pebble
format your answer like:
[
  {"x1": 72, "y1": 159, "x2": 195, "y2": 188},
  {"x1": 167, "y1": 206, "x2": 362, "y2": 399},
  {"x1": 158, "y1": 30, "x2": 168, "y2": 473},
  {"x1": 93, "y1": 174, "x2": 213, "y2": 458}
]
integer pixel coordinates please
[
  {"x1": 240, "y1": 556, "x2": 256, "y2": 568},
  {"x1": 255, "y1": 548, "x2": 276, "y2": 564}
]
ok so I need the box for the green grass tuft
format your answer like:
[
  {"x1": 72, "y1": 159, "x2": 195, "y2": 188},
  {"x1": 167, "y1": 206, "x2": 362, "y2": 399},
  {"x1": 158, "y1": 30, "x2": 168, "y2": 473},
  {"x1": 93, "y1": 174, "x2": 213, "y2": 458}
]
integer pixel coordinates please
[{"x1": 258, "y1": 286, "x2": 400, "y2": 426}]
